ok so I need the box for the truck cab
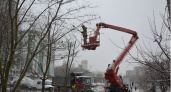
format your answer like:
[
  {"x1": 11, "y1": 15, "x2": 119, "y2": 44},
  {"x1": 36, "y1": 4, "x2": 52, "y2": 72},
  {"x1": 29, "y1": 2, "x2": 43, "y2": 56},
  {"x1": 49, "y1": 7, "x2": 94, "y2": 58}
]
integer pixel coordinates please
[
  {"x1": 70, "y1": 72, "x2": 93, "y2": 92},
  {"x1": 52, "y1": 72, "x2": 94, "y2": 92},
  {"x1": 75, "y1": 76, "x2": 92, "y2": 90}
]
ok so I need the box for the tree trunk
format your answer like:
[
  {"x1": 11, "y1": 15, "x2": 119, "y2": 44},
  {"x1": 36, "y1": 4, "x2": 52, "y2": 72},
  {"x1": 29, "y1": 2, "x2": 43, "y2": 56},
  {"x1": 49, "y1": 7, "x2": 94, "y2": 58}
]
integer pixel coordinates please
[
  {"x1": 2, "y1": 84, "x2": 7, "y2": 92},
  {"x1": 42, "y1": 78, "x2": 45, "y2": 92},
  {"x1": 160, "y1": 83, "x2": 166, "y2": 92}
]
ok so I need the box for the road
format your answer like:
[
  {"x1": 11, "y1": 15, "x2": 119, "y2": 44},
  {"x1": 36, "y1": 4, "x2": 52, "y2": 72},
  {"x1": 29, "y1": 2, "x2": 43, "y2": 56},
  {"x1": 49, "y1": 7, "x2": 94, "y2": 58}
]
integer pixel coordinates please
[{"x1": 92, "y1": 85, "x2": 143, "y2": 92}]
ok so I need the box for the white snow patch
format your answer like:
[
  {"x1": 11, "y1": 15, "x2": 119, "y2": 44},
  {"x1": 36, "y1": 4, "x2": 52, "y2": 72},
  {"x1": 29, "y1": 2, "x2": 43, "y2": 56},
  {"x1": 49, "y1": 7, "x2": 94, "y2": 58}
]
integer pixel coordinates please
[
  {"x1": 91, "y1": 82, "x2": 105, "y2": 86},
  {"x1": 132, "y1": 89, "x2": 143, "y2": 92},
  {"x1": 92, "y1": 86, "x2": 105, "y2": 92}
]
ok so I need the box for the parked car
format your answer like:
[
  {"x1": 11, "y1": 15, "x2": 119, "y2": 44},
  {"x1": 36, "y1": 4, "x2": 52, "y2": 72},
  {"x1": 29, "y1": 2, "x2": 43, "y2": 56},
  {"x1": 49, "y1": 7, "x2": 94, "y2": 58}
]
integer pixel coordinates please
[{"x1": 32, "y1": 79, "x2": 53, "y2": 91}]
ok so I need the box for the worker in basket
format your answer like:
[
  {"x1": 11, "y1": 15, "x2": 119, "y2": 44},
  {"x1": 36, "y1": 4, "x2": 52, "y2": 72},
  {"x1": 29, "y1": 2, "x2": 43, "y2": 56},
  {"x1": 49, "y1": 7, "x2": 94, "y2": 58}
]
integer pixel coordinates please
[{"x1": 81, "y1": 25, "x2": 87, "y2": 44}]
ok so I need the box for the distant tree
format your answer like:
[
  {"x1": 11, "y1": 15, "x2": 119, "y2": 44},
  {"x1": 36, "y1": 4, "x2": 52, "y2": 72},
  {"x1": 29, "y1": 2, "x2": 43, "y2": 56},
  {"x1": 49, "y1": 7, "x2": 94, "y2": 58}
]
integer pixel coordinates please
[
  {"x1": 62, "y1": 40, "x2": 79, "y2": 92},
  {"x1": 137, "y1": 61, "x2": 169, "y2": 92},
  {"x1": 130, "y1": 1, "x2": 170, "y2": 92},
  {"x1": 95, "y1": 71, "x2": 104, "y2": 77}
]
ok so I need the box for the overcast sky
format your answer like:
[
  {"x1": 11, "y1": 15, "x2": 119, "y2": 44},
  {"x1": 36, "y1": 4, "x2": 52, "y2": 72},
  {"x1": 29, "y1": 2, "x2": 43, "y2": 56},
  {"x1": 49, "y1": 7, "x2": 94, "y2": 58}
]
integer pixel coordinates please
[
  {"x1": 53, "y1": 0, "x2": 167, "y2": 76},
  {"x1": 74, "y1": 0, "x2": 166, "y2": 75}
]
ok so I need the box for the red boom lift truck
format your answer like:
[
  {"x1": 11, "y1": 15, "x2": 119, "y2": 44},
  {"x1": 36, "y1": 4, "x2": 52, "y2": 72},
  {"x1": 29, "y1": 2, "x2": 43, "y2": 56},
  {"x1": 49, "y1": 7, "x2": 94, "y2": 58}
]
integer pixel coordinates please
[{"x1": 81, "y1": 23, "x2": 138, "y2": 92}]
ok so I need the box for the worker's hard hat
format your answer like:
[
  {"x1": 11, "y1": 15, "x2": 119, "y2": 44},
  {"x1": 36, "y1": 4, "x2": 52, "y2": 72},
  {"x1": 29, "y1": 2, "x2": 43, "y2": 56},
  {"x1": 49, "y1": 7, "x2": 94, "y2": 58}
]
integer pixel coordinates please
[{"x1": 82, "y1": 25, "x2": 85, "y2": 27}]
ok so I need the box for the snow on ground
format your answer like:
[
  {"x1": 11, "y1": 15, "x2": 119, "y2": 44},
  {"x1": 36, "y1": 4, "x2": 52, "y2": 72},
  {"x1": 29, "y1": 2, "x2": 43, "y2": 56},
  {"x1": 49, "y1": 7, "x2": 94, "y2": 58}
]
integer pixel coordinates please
[
  {"x1": 92, "y1": 86, "x2": 143, "y2": 92},
  {"x1": 91, "y1": 83, "x2": 170, "y2": 92},
  {"x1": 92, "y1": 86, "x2": 105, "y2": 92},
  {"x1": 91, "y1": 83, "x2": 105, "y2": 92},
  {"x1": 132, "y1": 89, "x2": 143, "y2": 92},
  {"x1": 91, "y1": 82, "x2": 144, "y2": 92},
  {"x1": 91, "y1": 83, "x2": 105, "y2": 86}
]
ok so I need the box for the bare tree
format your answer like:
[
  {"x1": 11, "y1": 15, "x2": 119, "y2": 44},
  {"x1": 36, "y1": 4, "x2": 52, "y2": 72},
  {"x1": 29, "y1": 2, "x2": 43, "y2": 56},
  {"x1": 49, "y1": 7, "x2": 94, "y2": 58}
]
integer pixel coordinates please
[
  {"x1": 0, "y1": 0, "x2": 98, "y2": 92},
  {"x1": 130, "y1": 1, "x2": 170, "y2": 92},
  {"x1": 63, "y1": 40, "x2": 79, "y2": 92}
]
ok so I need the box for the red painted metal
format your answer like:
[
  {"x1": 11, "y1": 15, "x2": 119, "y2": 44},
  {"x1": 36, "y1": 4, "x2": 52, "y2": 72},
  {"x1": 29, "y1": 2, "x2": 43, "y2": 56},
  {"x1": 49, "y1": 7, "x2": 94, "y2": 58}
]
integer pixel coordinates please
[
  {"x1": 81, "y1": 31, "x2": 100, "y2": 50},
  {"x1": 82, "y1": 22, "x2": 138, "y2": 89},
  {"x1": 96, "y1": 23, "x2": 138, "y2": 88},
  {"x1": 75, "y1": 78, "x2": 84, "y2": 88}
]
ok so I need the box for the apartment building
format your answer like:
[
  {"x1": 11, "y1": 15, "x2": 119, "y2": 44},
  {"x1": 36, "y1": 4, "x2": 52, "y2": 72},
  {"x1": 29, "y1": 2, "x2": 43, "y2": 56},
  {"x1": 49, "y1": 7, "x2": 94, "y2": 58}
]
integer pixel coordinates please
[{"x1": 14, "y1": 30, "x2": 55, "y2": 76}]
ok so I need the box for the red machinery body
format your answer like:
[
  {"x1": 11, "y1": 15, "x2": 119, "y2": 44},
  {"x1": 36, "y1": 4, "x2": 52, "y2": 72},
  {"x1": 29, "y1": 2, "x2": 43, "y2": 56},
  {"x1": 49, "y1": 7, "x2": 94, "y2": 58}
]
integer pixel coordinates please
[
  {"x1": 74, "y1": 77, "x2": 85, "y2": 88},
  {"x1": 81, "y1": 31, "x2": 100, "y2": 50},
  {"x1": 82, "y1": 23, "x2": 138, "y2": 91},
  {"x1": 70, "y1": 73, "x2": 93, "y2": 91}
]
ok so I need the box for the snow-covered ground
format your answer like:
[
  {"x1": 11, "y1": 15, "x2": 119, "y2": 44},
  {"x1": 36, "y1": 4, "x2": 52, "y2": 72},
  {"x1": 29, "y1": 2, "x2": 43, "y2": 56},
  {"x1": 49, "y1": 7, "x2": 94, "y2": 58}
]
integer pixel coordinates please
[
  {"x1": 92, "y1": 85, "x2": 170, "y2": 92},
  {"x1": 132, "y1": 89, "x2": 143, "y2": 92},
  {"x1": 92, "y1": 86, "x2": 105, "y2": 92},
  {"x1": 91, "y1": 83, "x2": 144, "y2": 92},
  {"x1": 91, "y1": 83, "x2": 170, "y2": 92},
  {"x1": 91, "y1": 83, "x2": 105, "y2": 92},
  {"x1": 92, "y1": 86, "x2": 143, "y2": 92}
]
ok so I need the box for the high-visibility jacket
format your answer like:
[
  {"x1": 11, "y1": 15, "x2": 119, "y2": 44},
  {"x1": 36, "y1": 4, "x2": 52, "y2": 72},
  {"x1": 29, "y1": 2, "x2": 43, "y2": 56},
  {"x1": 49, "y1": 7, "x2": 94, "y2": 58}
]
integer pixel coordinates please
[
  {"x1": 82, "y1": 27, "x2": 87, "y2": 36},
  {"x1": 72, "y1": 85, "x2": 76, "y2": 90}
]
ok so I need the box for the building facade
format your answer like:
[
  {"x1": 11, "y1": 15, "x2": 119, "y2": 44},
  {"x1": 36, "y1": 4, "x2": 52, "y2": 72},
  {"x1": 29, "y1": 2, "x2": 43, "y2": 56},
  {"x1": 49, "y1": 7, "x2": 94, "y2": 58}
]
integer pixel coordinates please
[
  {"x1": 15, "y1": 30, "x2": 55, "y2": 76},
  {"x1": 81, "y1": 60, "x2": 88, "y2": 70},
  {"x1": 125, "y1": 66, "x2": 142, "y2": 82}
]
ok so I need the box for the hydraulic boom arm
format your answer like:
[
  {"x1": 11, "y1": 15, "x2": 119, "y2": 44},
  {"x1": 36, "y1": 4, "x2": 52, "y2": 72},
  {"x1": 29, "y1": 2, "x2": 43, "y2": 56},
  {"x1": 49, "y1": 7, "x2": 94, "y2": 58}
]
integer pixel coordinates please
[{"x1": 95, "y1": 23, "x2": 138, "y2": 88}]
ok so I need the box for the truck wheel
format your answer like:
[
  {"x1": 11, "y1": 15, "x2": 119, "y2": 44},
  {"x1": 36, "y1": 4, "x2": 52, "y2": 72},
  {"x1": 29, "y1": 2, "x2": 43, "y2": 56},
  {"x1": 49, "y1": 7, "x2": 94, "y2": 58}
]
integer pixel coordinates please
[
  {"x1": 49, "y1": 88, "x2": 53, "y2": 92},
  {"x1": 76, "y1": 89, "x2": 81, "y2": 92},
  {"x1": 33, "y1": 87, "x2": 36, "y2": 91}
]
